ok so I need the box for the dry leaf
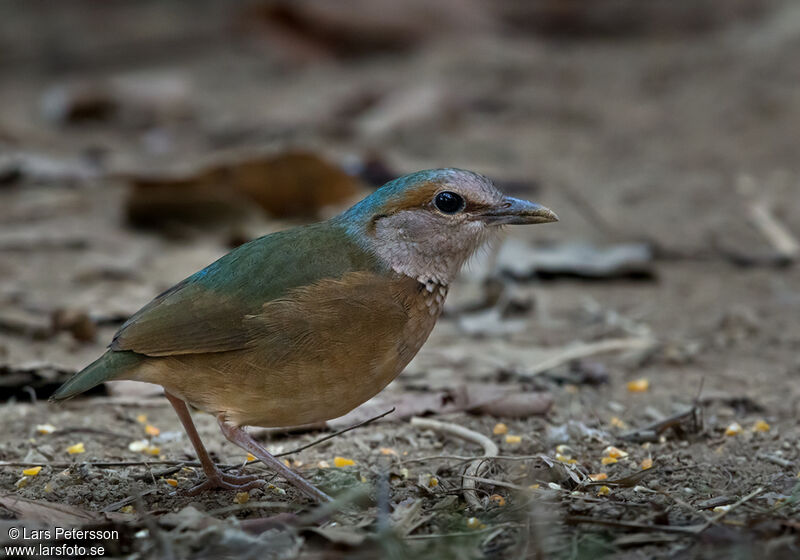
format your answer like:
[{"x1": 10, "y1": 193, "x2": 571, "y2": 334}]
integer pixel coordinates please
[
  {"x1": 125, "y1": 150, "x2": 363, "y2": 228},
  {"x1": 0, "y1": 495, "x2": 105, "y2": 525}
]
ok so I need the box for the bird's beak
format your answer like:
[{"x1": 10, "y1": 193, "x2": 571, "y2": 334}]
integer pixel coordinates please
[{"x1": 481, "y1": 196, "x2": 559, "y2": 226}]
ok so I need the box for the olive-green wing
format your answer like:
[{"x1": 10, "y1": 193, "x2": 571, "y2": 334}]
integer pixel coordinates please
[
  {"x1": 110, "y1": 222, "x2": 384, "y2": 357},
  {"x1": 110, "y1": 279, "x2": 260, "y2": 356}
]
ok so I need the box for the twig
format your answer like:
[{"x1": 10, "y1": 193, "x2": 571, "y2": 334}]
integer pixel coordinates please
[
  {"x1": 748, "y1": 201, "x2": 799, "y2": 262},
  {"x1": 404, "y1": 522, "x2": 522, "y2": 540},
  {"x1": 619, "y1": 406, "x2": 701, "y2": 443},
  {"x1": 51, "y1": 427, "x2": 134, "y2": 440},
  {"x1": 697, "y1": 487, "x2": 763, "y2": 533},
  {"x1": 756, "y1": 453, "x2": 794, "y2": 469},
  {"x1": 567, "y1": 486, "x2": 764, "y2": 536},
  {"x1": 0, "y1": 460, "x2": 204, "y2": 469},
  {"x1": 410, "y1": 417, "x2": 499, "y2": 510},
  {"x1": 566, "y1": 515, "x2": 699, "y2": 535},
  {"x1": 205, "y1": 501, "x2": 299, "y2": 516},
  {"x1": 402, "y1": 454, "x2": 552, "y2": 465},
  {"x1": 100, "y1": 489, "x2": 156, "y2": 513},
  {"x1": 652, "y1": 488, "x2": 712, "y2": 523},
  {"x1": 520, "y1": 337, "x2": 656, "y2": 377},
  {"x1": 1, "y1": 408, "x2": 396, "y2": 472},
  {"x1": 461, "y1": 475, "x2": 529, "y2": 492},
  {"x1": 581, "y1": 467, "x2": 658, "y2": 488},
  {"x1": 133, "y1": 465, "x2": 185, "y2": 481},
  {"x1": 275, "y1": 407, "x2": 394, "y2": 458}
]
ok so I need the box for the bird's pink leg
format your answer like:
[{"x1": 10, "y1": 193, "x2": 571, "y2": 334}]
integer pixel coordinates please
[
  {"x1": 217, "y1": 417, "x2": 332, "y2": 503},
  {"x1": 164, "y1": 391, "x2": 264, "y2": 494}
]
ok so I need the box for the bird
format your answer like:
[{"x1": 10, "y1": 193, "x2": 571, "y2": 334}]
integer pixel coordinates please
[{"x1": 51, "y1": 168, "x2": 557, "y2": 502}]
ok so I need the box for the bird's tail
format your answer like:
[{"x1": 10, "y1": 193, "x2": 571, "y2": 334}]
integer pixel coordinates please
[{"x1": 50, "y1": 350, "x2": 143, "y2": 401}]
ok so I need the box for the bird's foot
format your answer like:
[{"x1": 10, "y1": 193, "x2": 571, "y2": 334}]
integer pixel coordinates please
[{"x1": 184, "y1": 471, "x2": 266, "y2": 496}]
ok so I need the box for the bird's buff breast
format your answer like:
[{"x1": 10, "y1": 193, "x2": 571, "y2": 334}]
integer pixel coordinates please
[{"x1": 135, "y1": 273, "x2": 445, "y2": 427}]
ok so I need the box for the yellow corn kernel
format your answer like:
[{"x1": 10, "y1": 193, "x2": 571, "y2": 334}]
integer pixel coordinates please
[
  {"x1": 603, "y1": 446, "x2": 628, "y2": 459},
  {"x1": 144, "y1": 445, "x2": 160, "y2": 456},
  {"x1": 490, "y1": 494, "x2": 506, "y2": 506},
  {"x1": 144, "y1": 424, "x2": 160, "y2": 436},
  {"x1": 428, "y1": 476, "x2": 439, "y2": 487},
  {"x1": 246, "y1": 453, "x2": 256, "y2": 462},
  {"x1": 165, "y1": 478, "x2": 178, "y2": 487},
  {"x1": 610, "y1": 417, "x2": 627, "y2": 429},
  {"x1": 505, "y1": 435, "x2": 522, "y2": 444},
  {"x1": 334, "y1": 456, "x2": 355, "y2": 467},
  {"x1": 36, "y1": 424, "x2": 56, "y2": 435},
  {"x1": 596, "y1": 485, "x2": 611, "y2": 496},
  {"x1": 466, "y1": 517, "x2": 485, "y2": 530},
  {"x1": 119, "y1": 505, "x2": 134, "y2": 514},
  {"x1": 641, "y1": 457, "x2": 653, "y2": 470},
  {"x1": 724, "y1": 422, "x2": 742, "y2": 436},
  {"x1": 379, "y1": 447, "x2": 397, "y2": 456},
  {"x1": 66, "y1": 442, "x2": 85, "y2": 455},
  {"x1": 128, "y1": 440, "x2": 148, "y2": 452},
  {"x1": 493, "y1": 423, "x2": 508, "y2": 435},
  {"x1": 626, "y1": 379, "x2": 649, "y2": 392},
  {"x1": 752, "y1": 420, "x2": 770, "y2": 433},
  {"x1": 234, "y1": 492, "x2": 250, "y2": 504},
  {"x1": 22, "y1": 466, "x2": 42, "y2": 476},
  {"x1": 565, "y1": 384, "x2": 579, "y2": 394},
  {"x1": 136, "y1": 414, "x2": 147, "y2": 424},
  {"x1": 555, "y1": 453, "x2": 571, "y2": 463},
  {"x1": 588, "y1": 473, "x2": 608, "y2": 481},
  {"x1": 528, "y1": 483, "x2": 540, "y2": 489},
  {"x1": 601, "y1": 457, "x2": 617, "y2": 465}
]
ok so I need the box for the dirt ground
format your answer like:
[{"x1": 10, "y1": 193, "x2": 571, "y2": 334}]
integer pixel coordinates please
[{"x1": 1, "y1": 2, "x2": 799, "y2": 558}]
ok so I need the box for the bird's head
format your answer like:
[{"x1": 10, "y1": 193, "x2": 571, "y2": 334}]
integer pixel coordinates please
[{"x1": 340, "y1": 168, "x2": 557, "y2": 286}]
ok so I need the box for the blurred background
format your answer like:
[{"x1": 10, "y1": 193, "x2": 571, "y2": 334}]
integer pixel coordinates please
[{"x1": 1, "y1": 1, "x2": 800, "y2": 558}]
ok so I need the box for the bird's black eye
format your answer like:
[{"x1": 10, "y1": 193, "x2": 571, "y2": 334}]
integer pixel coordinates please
[{"x1": 434, "y1": 191, "x2": 465, "y2": 214}]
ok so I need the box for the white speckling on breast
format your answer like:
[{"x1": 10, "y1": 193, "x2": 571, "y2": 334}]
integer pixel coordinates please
[{"x1": 399, "y1": 280, "x2": 447, "y2": 363}]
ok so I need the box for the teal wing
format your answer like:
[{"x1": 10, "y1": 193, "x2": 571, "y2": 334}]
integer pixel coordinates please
[{"x1": 111, "y1": 222, "x2": 383, "y2": 357}]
